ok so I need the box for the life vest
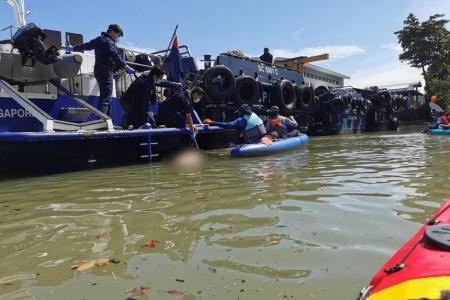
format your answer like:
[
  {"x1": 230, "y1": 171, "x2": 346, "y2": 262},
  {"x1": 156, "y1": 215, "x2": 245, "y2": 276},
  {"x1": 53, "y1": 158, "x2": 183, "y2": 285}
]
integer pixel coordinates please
[
  {"x1": 243, "y1": 113, "x2": 266, "y2": 142},
  {"x1": 268, "y1": 116, "x2": 288, "y2": 138},
  {"x1": 442, "y1": 115, "x2": 449, "y2": 125},
  {"x1": 269, "y1": 116, "x2": 287, "y2": 127}
]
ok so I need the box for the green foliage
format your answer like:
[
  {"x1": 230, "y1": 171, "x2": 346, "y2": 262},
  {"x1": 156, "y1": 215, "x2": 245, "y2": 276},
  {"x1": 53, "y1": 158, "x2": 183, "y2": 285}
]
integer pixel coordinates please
[
  {"x1": 429, "y1": 77, "x2": 450, "y2": 111},
  {"x1": 395, "y1": 13, "x2": 450, "y2": 120},
  {"x1": 395, "y1": 13, "x2": 449, "y2": 73}
]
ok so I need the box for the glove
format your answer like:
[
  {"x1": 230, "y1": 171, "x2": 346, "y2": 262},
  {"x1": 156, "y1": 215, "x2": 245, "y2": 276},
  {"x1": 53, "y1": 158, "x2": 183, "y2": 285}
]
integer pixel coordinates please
[
  {"x1": 126, "y1": 66, "x2": 136, "y2": 74},
  {"x1": 203, "y1": 118, "x2": 214, "y2": 125}
]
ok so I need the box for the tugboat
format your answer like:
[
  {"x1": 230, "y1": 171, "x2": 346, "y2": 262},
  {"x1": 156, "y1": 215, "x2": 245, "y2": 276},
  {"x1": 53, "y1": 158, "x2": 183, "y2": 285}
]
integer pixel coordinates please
[{"x1": 0, "y1": 1, "x2": 234, "y2": 175}]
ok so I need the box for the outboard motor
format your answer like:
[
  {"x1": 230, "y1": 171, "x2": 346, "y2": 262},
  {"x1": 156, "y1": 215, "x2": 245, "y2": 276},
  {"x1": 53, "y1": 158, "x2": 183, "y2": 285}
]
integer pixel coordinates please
[{"x1": 12, "y1": 23, "x2": 59, "y2": 65}]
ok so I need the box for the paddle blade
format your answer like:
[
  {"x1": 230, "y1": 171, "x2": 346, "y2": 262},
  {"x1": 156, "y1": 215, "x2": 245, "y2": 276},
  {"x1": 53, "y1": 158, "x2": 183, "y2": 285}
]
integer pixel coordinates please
[
  {"x1": 429, "y1": 102, "x2": 444, "y2": 113},
  {"x1": 261, "y1": 136, "x2": 273, "y2": 145}
]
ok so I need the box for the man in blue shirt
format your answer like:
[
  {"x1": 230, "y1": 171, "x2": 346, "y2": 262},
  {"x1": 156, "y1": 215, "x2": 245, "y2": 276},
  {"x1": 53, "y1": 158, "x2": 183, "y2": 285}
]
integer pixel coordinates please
[
  {"x1": 73, "y1": 24, "x2": 135, "y2": 115},
  {"x1": 204, "y1": 104, "x2": 266, "y2": 144}
]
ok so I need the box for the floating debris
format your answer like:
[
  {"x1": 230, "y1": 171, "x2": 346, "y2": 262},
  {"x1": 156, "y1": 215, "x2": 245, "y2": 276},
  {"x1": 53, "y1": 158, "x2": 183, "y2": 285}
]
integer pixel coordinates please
[
  {"x1": 141, "y1": 240, "x2": 160, "y2": 249},
  {"x1": 127, "y1": 286, "x2": 151, "y2": 297}
]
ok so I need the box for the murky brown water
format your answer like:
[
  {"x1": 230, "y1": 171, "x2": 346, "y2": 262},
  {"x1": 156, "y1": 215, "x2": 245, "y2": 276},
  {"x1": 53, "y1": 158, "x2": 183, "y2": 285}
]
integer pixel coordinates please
[{"x1": 1, "y1": 128, "x2": 450, "y2": 300}]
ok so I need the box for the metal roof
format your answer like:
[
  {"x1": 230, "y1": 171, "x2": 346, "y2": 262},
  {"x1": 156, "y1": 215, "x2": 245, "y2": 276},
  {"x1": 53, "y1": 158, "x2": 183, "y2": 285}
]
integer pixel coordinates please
[{"x1": 303, "y1": 63, "x2": 350, "y2": 79}]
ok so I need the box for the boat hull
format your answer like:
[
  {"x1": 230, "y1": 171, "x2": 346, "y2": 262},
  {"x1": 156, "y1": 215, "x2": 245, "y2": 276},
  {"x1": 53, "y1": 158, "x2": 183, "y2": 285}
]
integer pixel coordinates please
[{"x1": 0, "y1": 126, "x2": 236, "y2": 176}]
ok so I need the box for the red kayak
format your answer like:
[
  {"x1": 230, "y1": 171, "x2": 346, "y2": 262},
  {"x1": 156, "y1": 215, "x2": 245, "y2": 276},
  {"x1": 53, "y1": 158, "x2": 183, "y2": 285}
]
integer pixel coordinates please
[{"x1": 359, "y1": 199, "x2": 450, "y2": 300}]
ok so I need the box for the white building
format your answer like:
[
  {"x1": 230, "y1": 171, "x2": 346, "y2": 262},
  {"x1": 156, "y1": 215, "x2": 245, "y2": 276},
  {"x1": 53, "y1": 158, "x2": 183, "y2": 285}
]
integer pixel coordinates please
[{"x1": 303, "y1": 63, "x2": 349, "y2": 88}]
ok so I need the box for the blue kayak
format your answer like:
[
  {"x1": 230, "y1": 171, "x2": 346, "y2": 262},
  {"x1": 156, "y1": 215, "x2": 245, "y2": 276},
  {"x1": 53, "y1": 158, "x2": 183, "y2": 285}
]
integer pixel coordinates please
[
  {"x1": 429, "y1": 128, "x2": 450, "y2": 135},
  {"x1": 230, "y1": 134, "x2": 309, "y2": 157}
]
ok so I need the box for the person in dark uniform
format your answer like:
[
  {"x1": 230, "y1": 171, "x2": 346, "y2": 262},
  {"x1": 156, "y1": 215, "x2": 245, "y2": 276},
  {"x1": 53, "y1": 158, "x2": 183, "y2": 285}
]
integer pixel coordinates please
[
  {"x1": 156, "y1": 87, "x2": 197, "y2": 141},
  {"x1": 190, "y1": 87, "x2": 206, "y2": 121},
  {"x1": 73, "y1": 24, "x2": 135, "y2": 115},
  {"x1": 259, "y1": 47, "x2": 274, "y2": 64},
  {"x1": 120, "y1": 66, "x2": 165, "y2": 129}
]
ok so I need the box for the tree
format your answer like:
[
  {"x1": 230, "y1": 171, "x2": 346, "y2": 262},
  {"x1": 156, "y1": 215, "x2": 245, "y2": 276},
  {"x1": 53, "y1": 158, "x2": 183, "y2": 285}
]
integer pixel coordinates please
[{"x1": 395, "y1": 14, "x2": 450, "y2": 91}]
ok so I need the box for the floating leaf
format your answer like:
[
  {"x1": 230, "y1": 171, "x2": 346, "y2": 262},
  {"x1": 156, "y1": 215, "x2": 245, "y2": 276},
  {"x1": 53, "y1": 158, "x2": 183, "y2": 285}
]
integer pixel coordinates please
[
  {"x1": 96, "y1": 232, "x2": 107, "y2": 239},
  {"x1": 74, "y1": 258, "x2": 115, "y2": 271},
  {"x1": 141, "y1": 240, "x2": 159, "y2": 249},
  {"x1": 76, "y1": 261, "x2": 96, "y2": 272},
  {"x1": 127, "y1": 286, "x2": 151, "y2": 297},
  {"x1": 94, "y1": 258, "x2": 110, "y2": 268},
  {"x1": 0, "y1": 283, "x2": 14, "y2": 287},
  {"x1": 161, "y1": 289, "x2": 184, "y2": 296}
]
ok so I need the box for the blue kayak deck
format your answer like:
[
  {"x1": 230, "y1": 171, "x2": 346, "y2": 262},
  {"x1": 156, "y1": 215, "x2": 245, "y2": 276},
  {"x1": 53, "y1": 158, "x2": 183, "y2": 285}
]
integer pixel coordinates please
[
  {"x1": 429, "y1": 128, "x2": 450, "y2": 135},
  {"x1": 230, "y1": 134, "x2": 309, "y2": 157}
]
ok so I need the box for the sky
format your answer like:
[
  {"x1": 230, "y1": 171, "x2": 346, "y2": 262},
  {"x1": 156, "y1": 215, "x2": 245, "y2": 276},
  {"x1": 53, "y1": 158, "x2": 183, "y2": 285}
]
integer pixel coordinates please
[{"x1": 1, "y1": 0, "x2": 449, "y2": 89}]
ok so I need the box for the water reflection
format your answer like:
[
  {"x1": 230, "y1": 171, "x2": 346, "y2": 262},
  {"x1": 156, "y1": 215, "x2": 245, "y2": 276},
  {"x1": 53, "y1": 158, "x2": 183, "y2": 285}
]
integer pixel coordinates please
[{"x1": 0, "y1": 131, "x2": 449, "y2": 299}]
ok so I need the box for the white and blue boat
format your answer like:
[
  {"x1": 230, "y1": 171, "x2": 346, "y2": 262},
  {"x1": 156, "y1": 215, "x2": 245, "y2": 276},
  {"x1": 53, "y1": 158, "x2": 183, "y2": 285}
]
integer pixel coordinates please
[{"x1": 0, "y1": 1, "x2": 234, "y2": 175}]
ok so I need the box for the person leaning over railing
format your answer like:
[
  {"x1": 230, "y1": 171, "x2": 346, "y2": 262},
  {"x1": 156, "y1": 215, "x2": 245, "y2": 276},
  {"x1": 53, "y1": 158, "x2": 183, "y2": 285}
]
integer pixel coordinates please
[{"x1": 204, "y1": 104, "x2": 266, "y2": 144}]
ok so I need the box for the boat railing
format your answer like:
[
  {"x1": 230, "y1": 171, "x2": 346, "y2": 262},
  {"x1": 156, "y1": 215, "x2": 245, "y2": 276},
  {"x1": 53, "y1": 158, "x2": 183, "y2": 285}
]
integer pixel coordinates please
[{"x1": 0, "y1": 79, "x2": 114, "y2": 132}]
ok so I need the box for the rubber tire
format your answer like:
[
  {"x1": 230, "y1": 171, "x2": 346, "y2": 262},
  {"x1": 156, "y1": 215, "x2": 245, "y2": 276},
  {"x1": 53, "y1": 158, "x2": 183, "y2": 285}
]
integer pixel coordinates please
[
  {"x1": 232, "y1": 76, "x2": 260, "y2": 105},
  {"x1": 302, "y1": 86, "x2": 315, "y2": 109},
  {"x1": 329, "y1": 98, "x2": 345, "y2": 113},
  {"x1": 376, "y1": 91, "x2": 392, "y2": 108},
  {"x1": 294, "y1": 85, "x2": 305, "y2": 110},
  {"x1": 342, "y1": 95, "x2": 352, "y2": 107},
  {"x1": 315, "y1": 86, "x2": 330, "y2": 102},
  {"x1": 204, "y1": 65, "x2": 236, "y2": 100},
  {"x1": 273, "y1": 80, "x2": 297, "y2": 113},
  {"x1": 358, "y1": 99, "x2": 371, "y2": 114}
]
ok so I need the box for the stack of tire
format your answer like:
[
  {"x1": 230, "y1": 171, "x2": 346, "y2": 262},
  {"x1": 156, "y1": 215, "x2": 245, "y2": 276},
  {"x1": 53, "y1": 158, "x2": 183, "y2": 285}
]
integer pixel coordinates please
[
  {"x1": 314, "y1": 86, "x2": 345, "y2": 114},
  {"x1": 202, "y1": 65, "x2": 316, "y2": 115},
  {"x1": 372, "y1": 91, "x2": 392, "y2": 111},
  {"x1": 273, "y1": 80, "x2": 316, "y2": 114}
]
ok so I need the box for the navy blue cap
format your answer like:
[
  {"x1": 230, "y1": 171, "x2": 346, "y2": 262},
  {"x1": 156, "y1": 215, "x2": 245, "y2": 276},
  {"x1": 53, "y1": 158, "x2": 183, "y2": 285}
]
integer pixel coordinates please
[
  {"x1": 235, "y1": 104, "x2": 252, "y2": 115},
  {"x1": 108, "y1": 24, "x2": 123, "y2": 36}
]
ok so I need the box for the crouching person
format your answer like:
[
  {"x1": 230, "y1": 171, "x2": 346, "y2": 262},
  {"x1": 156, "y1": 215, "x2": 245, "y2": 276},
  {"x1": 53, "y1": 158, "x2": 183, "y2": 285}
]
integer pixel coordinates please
[
  {"x1": 120, "y1": 66, "x2": 165, "y2": 129},
  {"x1": 266, "y1": 106, "x2": 300, "y2": 139}
]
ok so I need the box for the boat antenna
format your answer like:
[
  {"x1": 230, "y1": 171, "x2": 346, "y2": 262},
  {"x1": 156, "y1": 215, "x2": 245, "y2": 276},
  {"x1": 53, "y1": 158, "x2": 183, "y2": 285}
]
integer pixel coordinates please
[{"x1": 5, "y1": 0, "x2": 29, "y2": 27}]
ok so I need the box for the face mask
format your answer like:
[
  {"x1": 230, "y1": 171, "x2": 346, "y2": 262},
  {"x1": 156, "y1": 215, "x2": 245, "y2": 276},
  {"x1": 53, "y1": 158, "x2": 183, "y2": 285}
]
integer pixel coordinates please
[
  {"x1": 155, "y1": 79, "x2": 163, "y2": 84},
  {"x1": 193, "y1": 98, "x2": 201, "y2": 104}
]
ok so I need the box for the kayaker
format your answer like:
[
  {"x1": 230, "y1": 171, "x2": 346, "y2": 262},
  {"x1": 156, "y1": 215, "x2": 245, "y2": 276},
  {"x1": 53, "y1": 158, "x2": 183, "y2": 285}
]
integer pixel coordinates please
[
  {"x1": 156, "y1": 86, "x2": 198, "y2": 141},
  {"x1": 203, "y1": 104, "x2": 266, "y2": 144},
  {"x1": 265, "y1": 106, "x2": 300, "y2": 139},
  {"x1": 73, "y1": 24, "x2": 136, "y2": 115},
  {"x1": 120, "y1": 66, "x2": 165, "y2": 129},
  {"x1": 433, "y1": 111, "x2": 450, "y2": 129}
]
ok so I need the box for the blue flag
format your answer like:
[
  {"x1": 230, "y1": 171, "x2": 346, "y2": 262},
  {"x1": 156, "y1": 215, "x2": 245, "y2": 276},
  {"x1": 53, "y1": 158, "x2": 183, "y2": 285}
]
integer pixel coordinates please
[{"x1": 166, "y1": 35, "x2": 183, "y2": 83}]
